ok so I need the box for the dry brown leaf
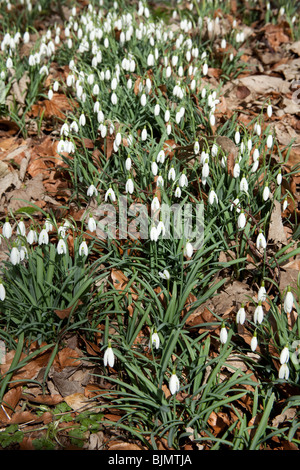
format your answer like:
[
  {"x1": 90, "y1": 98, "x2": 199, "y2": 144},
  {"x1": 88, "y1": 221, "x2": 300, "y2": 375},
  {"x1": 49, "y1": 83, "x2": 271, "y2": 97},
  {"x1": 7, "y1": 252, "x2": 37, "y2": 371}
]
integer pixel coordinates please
[
  {"x1": 64, "y1": 392, "x2": 91, "y2": 411},
  {"x1": 108, "y1": 441, "x2": 144, "y2": 451}
]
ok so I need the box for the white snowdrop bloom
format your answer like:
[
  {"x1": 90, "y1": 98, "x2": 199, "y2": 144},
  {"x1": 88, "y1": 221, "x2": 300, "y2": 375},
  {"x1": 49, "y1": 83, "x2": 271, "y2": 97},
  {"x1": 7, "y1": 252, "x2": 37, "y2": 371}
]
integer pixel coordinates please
[
  {"x1": 200, "y1": 152, "x2": 209, "y2": 165},
  {"x1": 157, "y1": 220, "x2": 166, "y2": 237},
  {"x1": 254, "y1": 302, "x2": 264, "y2": 325},
  {"x1": 87, "y1": 215, "x2": 96, "y2": 233},
  {"x1": 238, "y1": 210, "x2": 246, "y2": 229},
  {"x1": 48, "y1": 88, "x2": 53, "y2": 100},
  {"x1": 6, "y1": 57, "x2": 13, "y2": 68},
  {"x1": 125, "y1": 157, "x2": 132, "y2": 171},
  {"x1": 280, "y1": 346, "x2": 290, "y2": 365},
  {"x1": 127, "y1": 78, "x2": 132, "y2": 90},
  {"x1": 190, "y1": 79, "x2": 196, "y2": 91},
  {"x1": 52, "y1": 81, "x2": 59, "y2": 92},
  {"x1": 255, "y1": 123, "x2": 261, "y2": 136},
  {"x1": 202, "y1": 160, "x2": 210, "y2": 179},
  {"x1": 17, "y1": 219, "x2": 26, "y2": 237},
  {"x1": 105, "y1": 187, "x2": 116, "y2": 202},
  {"x1": 208, "y1": 189, "x2": 218, "y2": 205},
  {"x1": 157, "y1": 175, "x2": 164, "y2": 188},
  {"x1": 221, "y1": 38, "x2": 227, "y2": 49},
  {"x1": 140, "y1": 93, "x2": 147, "y2": 107},
  {"x1": 267, "y1": 104, "x2": 272, "y2": 118},
  {"x1": 184, "y1": 241, "x2": 193, "y2": 258},
  {"x1": 203, "y1": 63, "x2": 208, "y2": 76},
  {"x1": 166, "y1": 65, "x2": 172, "y2": 78},
  {"x1": 251, "y1": 333, "x2": 258, "y2": 352},
  {"x1": 10, "y1": 246, "x2": 20, "y2": 265},
  {"x1": 151, "y1": 160, "x2": 158, "y2": 176},
  {"x1": 27, "y1": 228, "x2": 38, "y2": 245},
  {"x1": 38, "y1": 228, "x2": 49, "y2": 245},
  {"x1": 175, "y1": 186, "x2": 181, "y2": 198},
  {"x1": 57, "y1": 238, "x2": 67, "y2": 255},
  {"x1": 236, "y1": 305, "x2": 246, "y2": 325},
  {"x1": 97, "y1": 110, "x2": 104, "y2": 124},
  {"x1": 66, "y1": 74, "x2": 75, "y2": 87},
  {"x1": 230, "y1": 198, "x2": 241, "y2": 213},
  {"x1": 150, "y1": 330, "x2": 160, "y2": 349},
  {"x1": 284, "y1": 287, "x2": 294, "y2": 314},
  {"x1": 157, "y1": 150, "x2": 165, "y2": 164},
  {"x1": 150, "y1": 225, "x2": 159, "y2": 242},
  {"x1": 115, "y1": 132, "x2": 122, "y2": 147},
  {"x1": 266, "y1": 134, "x2": 273, "y2": 149},
  {"x1": 111, "y1": 76, "x2": 118, "y2": 90},
  {"x1": 125, "y1": 178, "x2": 134, "y2": 194},
  {"x1": 111, "y1": 92, "x2": 118, "y2": 105},
  {"x1": 23, "y1": 30, "x2": 30, "y2": 43},
  {"x1": 168, "y1": 167, "x2": 176, "y2": 181},
  {"x1": 151, "y1": 197, "x2": 160, "y2": 212},
  {"x1": 154, "y1": 103, "x2": 160, "y2": 116},
  {"x1": 104, "y1": 344, "x2": 115, "y2": 368},
  {"x1": 240, "y1": 176, "x2": 248, "y2": 193},
  {"x1": 79, "y1": 114, "x2": 86, "y2": 126},
  {"x1": 283, "y1": 197, "x2": 288, "y2": 211},
  {"x1": 209, "y1": 114, "x2": 215, "y2": 127},
  {"x1": 0, "y1": 281, "x2": 5, "y2": 301},
  {"x1": 253, "y1": 148, "x2": 260, "y2": 162},
  {"x1": 2, "y1": 219, "x2": 12, "y2": 239},
  {"x1": 169, "y1": 371, "x2": 180, "y2": 395},
  {"x1": 277, "y1": 171, "x2": 282, "y2": 185},
  {"x1": 251, "y1": 160, "x2": 259, "y2": 173},
  {"x1": 93, "y1": 83, "x2": 100, "y2": 95},
  {"x1": 258, "y1": 282, "x2": 267, "y2": 302},
  {"x1": 87, "y1": 184, "x2": 98, "y2": 197},
  {"x1": 279, "y1": 363, "x2": 289, "y2": 380},
  {"x1": 171, "y1": 55, "x2": 178, "y2": 67},
  {"x1": 256, "y1": 231, "x2": 267, "y2": 250},
  {"x1": 179, "y1": 173, "x2": 188, "y2": 188},
  {"x1": 211, "y1": 144, "x2": 219, "y2": 157},
  {"x1": 70, "y1": 120, "x2": 79, "y2": 133},
  {"x1": 262, "y1": 184, "x2": 270, "y2": 201},
  {"x1": 235, "y1": 130, "x2": 240, "y2": 145},
  {"x1": 141, "y1": 128, "x2": 147, "y2": 141},
  {"x1": 147, "y1": 53, "x2": 154, "y2": 67},
  {"x1": 220, "y1": 324, "x2": 228, "y2": 344},
  {"x1": 159, "y1": 269, "x2": 170, "y2": 281},
  {"x1": 164, "y1": 109, "x2": 170, "y2": 123},
  {"x1": 233, "y1": 162, "x2": 240, "y2": 178},
  {"x1": 194, "y1": 140, "x2": 200, "y2": 155},
  {"x1": 79, "y1": 240, "x2": 88, "y2": 257}
]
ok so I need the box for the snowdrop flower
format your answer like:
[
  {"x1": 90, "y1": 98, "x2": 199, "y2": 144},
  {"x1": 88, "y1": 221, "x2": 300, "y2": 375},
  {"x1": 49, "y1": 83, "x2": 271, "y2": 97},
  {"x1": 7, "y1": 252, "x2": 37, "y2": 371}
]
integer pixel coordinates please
[
  {"x1": 184, "y1": 241, "x2": 193, "y2": 258},
  {"x1": 159, "y1": 269, "x2": 170, "y2": 280},
  {"x1": 27, "y1": 227, "x2": 38, "y2": 245},
  {"x1": 125, "y1": 157, "x2": 132, "y2": 171},
  {"x1": 157, "y1": 219, "x2": 166, "y2": 237},
  {"x1": 203, "y1": 63, "x2": 208, "y2": 76},
  {"x1": 179, "y1": 172, "x2": 188, "y2": 188},
  {"x1": 253, "y1": 148, "x2": 260, "y2": 162},
  {"x1": 230, "y1": 198, "x2": 241, "y2": 213},
  {"x1": 151, "y1": 196, "x2": 160, "y2": 212},
  {"x1": 45, "y1": 217, "x2": 53, "y2": 232},
  {"x1": 10, "y1": 245, "x2": 20, "y2": 265},
  {"x1": 175, "y1": 186, "x2": 181, "y2": 198},
  {"x1": 2, "y1": 219, "x2": 12, "y2": 239},
  {"x1": 141, "y1": 127, "x2": 147, "y2": 141},
  {"x1": 255, "y1": 123, "x2": 261, "y2": 136},
  {"x1": 87, "y1": 184, "x2": 98, "y2": 197},
  {"x1": 280, "y1": 345, "x2": 289, "y2": 365},
  {"x1": 240, "y1": 176, "x2": 248, "y2": 194},
  {"x1": 267, "y1": 104, "x2": 272, "y2": 118},
  {"x1": 105, "y1": 187, "x2": 116, "y2": 202},
  {"x1": 278, "y1": 363, "x2": 289, "y2": 380},
  {"x1": 19, "y1": 244, "x2": 28, "y2": 260},
  {"x1": 277, "y1": 170, "x2": 282, "y2": 185},
  {"x1": 236, "y1": 304, "x2": 246, "y2": 325},
  {"x1": 202, "y1": 159, "x2": 210, "y2": 179},
  {"x1": 0, "y1": 281, "x2": 5, "y2": 301},
  {"x1": 251, "y1": 332, "x2": 258, "y2": 352},
  {"x1": 125, "y1": 178, "x2": 134, "y2": 194},
  {"x1": 283, "y1": 287, "x2": 294, "y2": 314},
  {"x1": 263, "y1": 183, "x2": 270, "y2": 201},
  {"x1": 235, "y1": 130, "x2": 240, "y2": 145},
  {"x1": 104, "y1": 342, "x2": 115, "y2": 368},
  {"x1": 157, "y1": 150, "x2": 165, "y2": 164},
  {"x1": 251, "y1": 160, "x2": 259, "y2": 173},
  {"x1": 266, "y1": 134, "x2": 273, "y2": 149},
  {"x1": 38, "y1": 227, "x2": 49, "y2": 245},
  {"x1": 220, "y1": 324, "x2": 228, "y2": 344},
  {"x1": 79, "y1": 239, "x2": 88, "y2": 257},
  {"x1": 48, "y1": 88, "x2": 53, "y2": 100},
  {"x1": 168, "y1": 166, "x2": 176, "y2": 181},
  {"x1": 208, "y1": 189, "x2": 218, "y2": 205},
  {"x1": 194, "y1": 140, "x2": 200, "y2": 154},
  {"x1": 150, "y1": 225, "x2": 159, "y2": 242},
  {"x1": 154, "y1": 103, "x2": 160, "y2": 116},
  {"x1": 140, "y1": 93, "x2": 147, "y2": 107},
  {"x1": 157, "y1": 175, "x2": 164, "y2": 188},
  {"x1": 150, "y1": 330, "x2": 160, "y2": 350},
  {"x1": 151, "y1": 160, "x2": 158, "y2": 176},
  {"x1": 169, "y1": 369, "x2": 180, "y2": 395},
  {"x1": 254, "y1": 301, "x2": 264, "y2": 324},
  {"x1": 283, "y1": 197, "x2": 288, "y2": 211},
  {"x1": 256, "y1": 230, "x2": 267, "y2": 250},
  {"x1": 233, "y1": 162, "x2": 240, "y2": 178},
  {"x1": 258, "y1": 281, "x2": 267, "y2": 302},
  {"x1": 17, "y1": 219, "x2": 26, "y2": 237},
  {"x1": 87, "y1": 215, "x2": 96, "y2": 233},
  {"x1": 237, "y1": 210, "x2": 246, "y2": 229},
  {"x1": 164, "y1": 109, "x2": 170, "y2": 123},
  {"x1": 57, "y1": 238, "x2": 67, "y2": 255}
]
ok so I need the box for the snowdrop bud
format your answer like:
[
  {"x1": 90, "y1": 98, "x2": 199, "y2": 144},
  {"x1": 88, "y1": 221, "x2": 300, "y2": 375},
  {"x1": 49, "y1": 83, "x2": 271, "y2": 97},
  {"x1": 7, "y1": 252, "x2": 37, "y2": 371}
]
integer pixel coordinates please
[
  {"x1": 10, "y1": 246, "x2": 20, "y2": 265},
  {"x1": 184, "y1": 241, "x2": 193, "y2": 258},
  {"x1": 169, "y1": 369, "x2": 180, "y2": 395},
  {"x1": 238, "y1": 210, "x2": 246, "y2": 229},
  {"x1": 236, "y1": 304, "x2": 246, "y2": 325},
  {"x1": 233, "y1": 162, "x2": 240, "y2": 178},
  {"x1": 258, "y1": 281, "x2": 267, "y2": 302},
  {"x1": 17, "y1": 219, "x2": 26, "y2": 237},
  {"x1": 278, "y1": 363, "x2": 289, "y2": 380},
  {"x1": 240, "y1": 176, "x2": 248, "y2": 193},
  {"x1": 251, "y1": 332, "x2": 258, "y2": 352},
  {"x1": 111, "y1": 92, "x2": 118, "y2": 105},
  {"x1": 27, "y1": 227, "x2": 38, "y2": 245},
  {"x1": 235, "y1": 130, "x2": 240, "y2": 145},
  {"x1": 280, "y1": 346, "x2": 289, "y2": 365},
  {"x1": 283, "y1": 197, "x2": 288, "y2": 211},
  {"x1": 220, "y1": 324, "x2": 228, "y2": 344},
  {"x1": 125, "y1": 157, "x2": 132, "y2": 171},
  {"x1": 151, "y1": 160, "x2": 158, "y2": 176},
  {"x1": 283, "y1": 287, "x2": 294, "y2": 314},
  {"x1": 203, "y1": 63, "x2": 208, "y2": 76},
  {"x1": 2, "y1": 218, "x2": 12, "y2": 239},
  {"x1": 262, "y1": 184, "x2": 270, "y2": 201},
  {"x1": 267, "y1": 104, "x2": 272, "y2": 118},
  {"x1": 154, "y1": 103, "x2": 160, "y2": 116},
  {"x1": 104, "y1": 342, "x2": 115, "y2": 368},
  {"x1": 194, "y1": 140, "x2": 200, "y2": 154},
  {"x1": 202, "y1": 160, "x2": 209, "y2": 179},
  {"x1": 254, "y1": 301, "x2": 264, "y2": 324},
  {"x1": 266, "y1": 134, "x2": 273, "y2": 149},
  {"x1": 0, "y1": 281, "x2": 5, "y2": 301},
  {"x1": 79, "y1": 239, "x2": 88, "y2": 257},
  {"x1": 251, "y1": 160, "x2": 259, "y2": 173},
  {"x1": 88, "y1": 215, "x2": 96, "y2": 233},
  {"x1": 141, "y1": 127, "x2": 147, "y2": 141},
  {"x1": 277, "y1": 170, "x2": 282, "y2": 185},
  {"x1": 141, "y1": 93, "x2": 147, "y2": 107}
]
